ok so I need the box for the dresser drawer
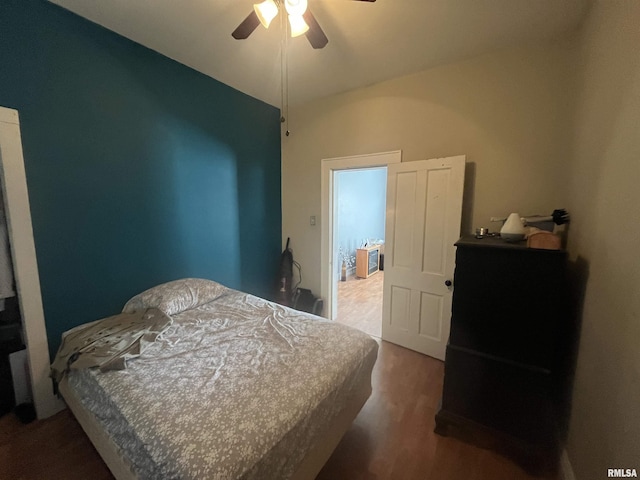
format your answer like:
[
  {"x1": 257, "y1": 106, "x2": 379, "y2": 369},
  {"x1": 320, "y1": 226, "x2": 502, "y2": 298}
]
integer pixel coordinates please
[{"x1": 441, "y1": 345, "x2": 558, "y2": 445}]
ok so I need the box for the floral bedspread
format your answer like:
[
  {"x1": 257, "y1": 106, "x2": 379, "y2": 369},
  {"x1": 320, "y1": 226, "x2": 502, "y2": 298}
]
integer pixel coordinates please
[{"x1": 67, "y1": 287, "x2": 378, "y2": 480}]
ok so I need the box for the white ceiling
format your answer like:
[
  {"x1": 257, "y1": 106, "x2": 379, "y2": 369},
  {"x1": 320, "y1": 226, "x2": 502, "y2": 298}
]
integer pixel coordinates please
[{"x1": 49, "y1": 0, "x2": 588, "y2": 107}]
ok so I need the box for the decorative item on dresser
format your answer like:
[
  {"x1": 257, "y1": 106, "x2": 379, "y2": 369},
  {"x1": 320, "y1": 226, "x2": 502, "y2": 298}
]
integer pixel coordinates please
[
  {"x1": 434, "y1": 236, "x2": 571, "y2": 475},
  {"x1": 356, "y1": 245, "x2": 380, "y2": 279}
]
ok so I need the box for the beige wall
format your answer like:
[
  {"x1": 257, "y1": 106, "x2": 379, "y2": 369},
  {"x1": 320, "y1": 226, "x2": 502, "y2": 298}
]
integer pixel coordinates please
[
  {"x1": 282, "y1": 3, "x2": 640, "y2": 477},
  {"x1": 565, "y1": 2, "x2": 640, "y2": 478},
  {"x1": 282, "y1": 5, "x2": 640, "y2": 476},
  {"x1": 282, "y1": 40, "x2": 575, "y2": 296}
]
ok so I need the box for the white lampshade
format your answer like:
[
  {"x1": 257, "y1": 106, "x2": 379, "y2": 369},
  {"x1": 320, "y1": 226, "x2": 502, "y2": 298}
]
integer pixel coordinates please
[
  {"x1": 253, "y1": 0, "x2": 279, "y2": 28},
  {"x1": 284, "y1": 0, "x2": 308, "y2": 17},
  {"x1": 288, "y1": 14, "x2": 309, "y2": 37}
]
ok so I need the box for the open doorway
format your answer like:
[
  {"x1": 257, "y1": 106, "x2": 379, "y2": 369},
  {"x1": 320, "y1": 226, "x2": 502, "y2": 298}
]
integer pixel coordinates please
[
  {"x1": 333, "y1": 168, "x2": 386, "y2": 337},
  {"x1": 319, "y1": 151, "x2": 401, "y2": 331}
]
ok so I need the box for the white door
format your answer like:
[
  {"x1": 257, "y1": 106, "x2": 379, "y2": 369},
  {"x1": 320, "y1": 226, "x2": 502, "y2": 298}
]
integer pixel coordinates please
[{"x1": 381, "y1": 155, "x2": 465, "y2": 360}]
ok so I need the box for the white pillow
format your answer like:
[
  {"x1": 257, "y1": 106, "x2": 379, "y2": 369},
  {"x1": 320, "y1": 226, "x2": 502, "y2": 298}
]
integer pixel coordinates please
[{"x1": 122, "y1": 278, "x2": 227, "y2": 315}]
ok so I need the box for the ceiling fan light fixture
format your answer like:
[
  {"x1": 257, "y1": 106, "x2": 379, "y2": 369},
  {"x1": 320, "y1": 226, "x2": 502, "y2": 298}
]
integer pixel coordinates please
[
  {"x1": 253, "y1": 0, "x2": 278, "y2": 28},
  {"x1": 288, "y1": 14, "x2": 309, "y2": 37},
  {"x1": 284, "y1": 0, "x2": 308, "y2": 17}
]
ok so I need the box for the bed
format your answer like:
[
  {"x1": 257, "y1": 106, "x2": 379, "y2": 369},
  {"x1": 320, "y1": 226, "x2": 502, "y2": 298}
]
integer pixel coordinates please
[{"x1": 53, "y1": 278, "x2": 378, "y2": 480}]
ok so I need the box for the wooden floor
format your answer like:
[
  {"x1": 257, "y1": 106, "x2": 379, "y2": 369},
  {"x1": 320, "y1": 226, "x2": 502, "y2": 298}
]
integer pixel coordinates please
[
  {"x1": 0, "y1": 404, "x2": 113, "y2": 480},
  {"x1": 0, "y1": 341, "x2": 557, "y2": 480},
  {"x1": 335, "y1": 271, "x2": 383, "y2": 338},
  {"x1": 317, "y1": 341, "x2": 558, "y2": 480}
]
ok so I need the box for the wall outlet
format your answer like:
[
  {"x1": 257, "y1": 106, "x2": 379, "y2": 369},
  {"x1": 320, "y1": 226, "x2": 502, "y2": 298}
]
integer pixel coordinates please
[{"x1": 310, "y1": 215, "x2": 316, "y2": 226}]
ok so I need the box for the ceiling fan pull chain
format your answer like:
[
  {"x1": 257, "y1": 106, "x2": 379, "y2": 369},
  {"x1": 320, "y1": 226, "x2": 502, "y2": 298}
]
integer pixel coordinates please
[
  {"x1": 280, "y1": 8, "x2": 290, "y2": 137},
  {"x1": 280, "y1": 9, "x2": 285, "y2": 125},
  {"x1": 285, "y1": 23, "x2": 290, "y2": 137}
]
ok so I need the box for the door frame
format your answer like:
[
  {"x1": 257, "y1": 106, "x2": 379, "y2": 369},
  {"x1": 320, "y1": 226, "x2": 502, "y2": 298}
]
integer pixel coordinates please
[
  {"x1": 0, "y1": 107, "x2": 62, "y2": 418},
  {"x1": 320, "y1": 150, "x2": 401, "y2": 320}
]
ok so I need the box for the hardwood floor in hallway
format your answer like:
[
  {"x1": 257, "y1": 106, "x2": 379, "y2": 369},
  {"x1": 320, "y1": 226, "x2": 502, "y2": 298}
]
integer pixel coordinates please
[{"x1": 335, "y1": 271, "x2": 384, "y2": 338}]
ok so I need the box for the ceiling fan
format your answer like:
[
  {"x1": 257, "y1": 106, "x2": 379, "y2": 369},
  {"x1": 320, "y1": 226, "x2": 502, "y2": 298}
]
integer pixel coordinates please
[{"x1": 232, "y1": 0, "x2": 376, "y2": 49}]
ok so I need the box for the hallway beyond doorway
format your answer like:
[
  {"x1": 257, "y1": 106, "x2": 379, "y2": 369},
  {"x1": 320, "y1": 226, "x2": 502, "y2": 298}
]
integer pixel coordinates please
[{"x1": 335, "y1": 272, "x2": 383, "y2": 338}]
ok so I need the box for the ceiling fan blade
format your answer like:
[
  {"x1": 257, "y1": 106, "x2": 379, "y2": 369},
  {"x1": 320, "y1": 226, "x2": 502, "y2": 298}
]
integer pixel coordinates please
[
  {"x1": 232, "y1": 11, "x2": 261, "y2": 40},
  {"x1": 303, "y1": 10, "x2": 328, "y2": 49}
]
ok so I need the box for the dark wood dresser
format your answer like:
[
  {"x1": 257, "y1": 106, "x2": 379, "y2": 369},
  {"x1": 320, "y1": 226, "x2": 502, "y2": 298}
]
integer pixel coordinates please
[{"x1": 435, "y1": 236, "x2": 569, "y2": 473}]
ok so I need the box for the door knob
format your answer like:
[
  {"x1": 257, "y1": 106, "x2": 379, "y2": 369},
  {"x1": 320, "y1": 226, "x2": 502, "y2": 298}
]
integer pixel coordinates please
[{"x1": 445, "y1": 280, "x2": 452, "y2": 287}]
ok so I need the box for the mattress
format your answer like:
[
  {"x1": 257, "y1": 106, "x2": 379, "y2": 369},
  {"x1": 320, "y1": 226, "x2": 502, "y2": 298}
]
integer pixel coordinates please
[{"x1": 60, "y1": 283, "x2": 378, "y2": 480}]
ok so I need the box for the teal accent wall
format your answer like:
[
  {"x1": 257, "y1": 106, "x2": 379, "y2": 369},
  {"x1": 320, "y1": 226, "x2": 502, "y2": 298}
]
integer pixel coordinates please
[{"x1": 0, "y1": 0, "x2": 282, "y2": 356}]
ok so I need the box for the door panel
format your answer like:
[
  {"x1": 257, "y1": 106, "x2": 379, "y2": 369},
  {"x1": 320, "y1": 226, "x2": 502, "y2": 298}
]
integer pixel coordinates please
[
  {"x1": 382, "y1": 155, "x2": 465, "y2": 360},
  {"x1": 390, "y1": 285, "x2": 411, "y2": 332},
  {"x1": 419, "y1": 292, "x2": 443, "y2": 340},
  {"x1": 422, "y1": 169, "x2": 450, "y2": 274},
  {"x1": 392, "y1": 171, "x2": 418, "y2": 268}
]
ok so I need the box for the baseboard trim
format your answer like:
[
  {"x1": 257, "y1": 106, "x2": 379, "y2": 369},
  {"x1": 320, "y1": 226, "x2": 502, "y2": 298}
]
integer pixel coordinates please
[{"x1": 561, "y1": 449, "x2": 576, "y2": 480}]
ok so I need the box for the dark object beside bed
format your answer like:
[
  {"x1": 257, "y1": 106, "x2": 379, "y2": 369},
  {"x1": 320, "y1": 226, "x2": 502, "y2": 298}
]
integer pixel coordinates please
[{"x1": 291, "y1": 287, "x2": 323, "y2": 315}]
